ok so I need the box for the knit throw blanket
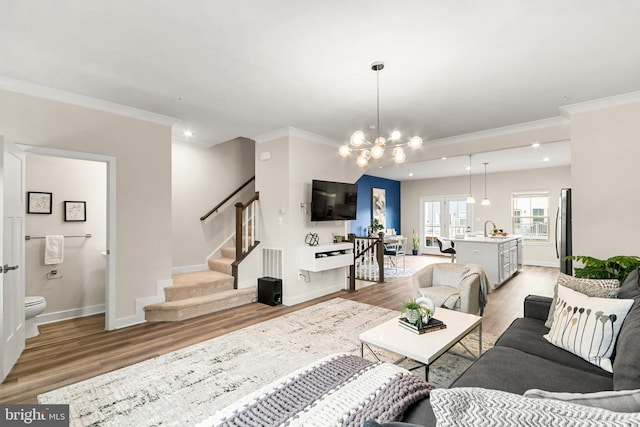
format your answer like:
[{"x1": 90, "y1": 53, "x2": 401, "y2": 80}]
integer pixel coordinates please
[{"x1": 195, "y1": 353, "x2": 433, "y2": 427}]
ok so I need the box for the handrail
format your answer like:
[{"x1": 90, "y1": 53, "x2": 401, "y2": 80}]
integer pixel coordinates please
[{"x1": 200, "y1": 176, "x2": 255, "y2": 221}]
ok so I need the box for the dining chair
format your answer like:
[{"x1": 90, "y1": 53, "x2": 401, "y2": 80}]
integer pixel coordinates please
[{"x1": 384, "y1": 237, "x2": 407, "y2": 273}]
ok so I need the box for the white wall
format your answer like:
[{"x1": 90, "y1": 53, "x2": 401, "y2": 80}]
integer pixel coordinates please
[
  {"x1": 25, "y1": 154, "x2": 107, "y2": 321},
  {"x1": 255, "y1": 128, "x2": 363, "y2": 305},
  {"x1": 171, "y1": 138, "x2": 255, "y2": 270},
  {"x1": 569, "y1": 97, "x2": 640, "y2": 260},
  {"x1": 0, "y1": 89, "x2": 172, "y2": 325},
  {"x1": 401, "y1": 166, "x2": 571, "y2": 266}
]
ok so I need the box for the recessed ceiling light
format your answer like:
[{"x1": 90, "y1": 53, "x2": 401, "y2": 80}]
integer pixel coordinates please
[
  {"x1": 542, "y1": 156, "x2": 550, "y2": 162},
  {"x1": 441, "y1": 157, "x2": 447, "y2": 160},
  {"x1": 532, "y1": 142, "x2": 540, "y2": 148},
  {"x1": 409, "y1": 172, "x2": 414, "y2": 177},
  {"x1": 465, "y1": 166, "x2": 471, "y2": 171},
  {"x1": 183, "y1": 130, "x2": 193, "y2": 137}
]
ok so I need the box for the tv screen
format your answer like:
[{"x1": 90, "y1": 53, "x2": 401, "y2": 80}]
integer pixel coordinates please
[{"x1": 311, "y1": 179, "x2": 358, "y2": 221}]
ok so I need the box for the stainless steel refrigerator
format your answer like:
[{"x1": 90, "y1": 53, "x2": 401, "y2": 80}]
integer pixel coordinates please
[{"x1": 555, "y1": 188, "x2": 572, "y2": 274}]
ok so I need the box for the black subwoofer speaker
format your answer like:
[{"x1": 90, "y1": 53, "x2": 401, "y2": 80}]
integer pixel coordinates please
[{"x1": 258, "y1": 277, "x2": 282, "y2": 306}]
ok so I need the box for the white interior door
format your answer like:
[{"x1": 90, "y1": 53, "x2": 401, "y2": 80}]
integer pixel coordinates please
[{"x1": 1, "y1": 137, "x2": 25, "y2": 382}]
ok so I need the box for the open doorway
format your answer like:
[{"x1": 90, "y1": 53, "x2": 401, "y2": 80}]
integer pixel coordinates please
[{"x1": 20, "y1": 145, "x2": 116, "y2": 333}]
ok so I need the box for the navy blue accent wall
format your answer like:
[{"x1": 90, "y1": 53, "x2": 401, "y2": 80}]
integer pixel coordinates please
[{"x1": 351, "y1": 175, "x2": 401, "y2": 237}]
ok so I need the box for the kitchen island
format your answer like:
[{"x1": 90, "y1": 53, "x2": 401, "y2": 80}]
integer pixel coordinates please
[{"x1": 451, "y1": 235, "x2": 523, "y2": 290}]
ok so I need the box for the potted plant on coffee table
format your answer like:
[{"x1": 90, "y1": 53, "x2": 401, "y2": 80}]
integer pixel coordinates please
[{"x1": 401, "y1": 299, "x2": 431, "y2": 328}]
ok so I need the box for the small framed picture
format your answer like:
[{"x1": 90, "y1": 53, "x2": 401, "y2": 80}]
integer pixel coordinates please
[
  {"x1": 64, "y1": 201, "x2": 86, "y2": 222},
  {"x1": 27, "y1": 192, "x2": 53, "y2": 214}
]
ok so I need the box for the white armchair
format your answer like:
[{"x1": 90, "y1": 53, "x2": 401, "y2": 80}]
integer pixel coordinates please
[{"x1": 411, "y1": 263, "x2": 488, "y2": 315}]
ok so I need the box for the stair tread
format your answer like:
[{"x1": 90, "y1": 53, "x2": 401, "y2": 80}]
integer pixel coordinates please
[
  {"x1": 145, "y1": 288, "x2": 256, "y2": 311},
  {"x1": 172, "y1": 270, "x2": 232, "y2": 287},
  {"x1": 208, "y1": 257, "x2": 234, "y2": 265}
]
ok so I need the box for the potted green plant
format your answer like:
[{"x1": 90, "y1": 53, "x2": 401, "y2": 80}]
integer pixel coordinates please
[
  {"x1": 370, "y1": 218, "x2": 384, "y2": 236},
  {"x1": 567, "y1": 255, "x2": 640, "y2": 283},
  {"x1": 412, "y1": 229, "x2": 419, "y2": 255},
  {"x1": 401, "y1": 299, "x2": 431, "y2": 328}
]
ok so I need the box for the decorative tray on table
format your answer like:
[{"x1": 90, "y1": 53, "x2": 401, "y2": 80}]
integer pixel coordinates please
[{"x1": 398, "y1": 317, "x2": 446, "y2": 334}]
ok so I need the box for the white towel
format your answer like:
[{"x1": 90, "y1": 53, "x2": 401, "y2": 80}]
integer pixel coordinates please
[{"x1": 45, "y1": 235, "x2": 64, "y2": 265}]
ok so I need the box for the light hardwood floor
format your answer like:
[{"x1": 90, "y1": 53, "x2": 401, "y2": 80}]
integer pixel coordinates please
[{"x1": 0, "y1": 256, "x2": 558, "y2": 404}]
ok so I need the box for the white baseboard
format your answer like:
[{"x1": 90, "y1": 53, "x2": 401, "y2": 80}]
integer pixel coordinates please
[
  {"x1": 172, "y1": 263, "x2": 208, "y2": 275},
  {"x1": 114, "y1": 278, "x2": 173, "y2": 329},
  {"x1": 37, "y1": 304, "x2": 105, "y2": 325}
]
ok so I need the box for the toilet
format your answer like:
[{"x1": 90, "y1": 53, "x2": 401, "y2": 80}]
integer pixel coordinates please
[{"x1": 25, "y1": 296, "x2": 46, "y2": 338}]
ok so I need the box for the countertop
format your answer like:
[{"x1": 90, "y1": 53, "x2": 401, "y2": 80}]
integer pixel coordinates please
[{"x1": 450, "y1": 235, "x2": 522, "y2": 244}]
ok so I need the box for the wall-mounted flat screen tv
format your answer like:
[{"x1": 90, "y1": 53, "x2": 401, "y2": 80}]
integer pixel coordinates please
[{"x1": 311, "y1": 179, "x2": 358, "y2": 221}]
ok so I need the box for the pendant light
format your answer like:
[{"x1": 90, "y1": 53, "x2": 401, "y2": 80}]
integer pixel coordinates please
[
  {"x1": 466, "y1": 154, "x2": 475, "y2": 204},
  {"x1": 481, "y1": 162, "x2": 491, "y2": 206}
]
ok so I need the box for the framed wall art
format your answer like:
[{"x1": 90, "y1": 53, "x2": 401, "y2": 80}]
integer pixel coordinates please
[
  {"x1": 372, "y1": 187, "x2": 386, "y2": 230},
  {"x1": 64, "y1": 201, "x2": 86, "y2": 222},
  {"x1": 27, "y1": 191, "x2": 53, "y2": 214}
]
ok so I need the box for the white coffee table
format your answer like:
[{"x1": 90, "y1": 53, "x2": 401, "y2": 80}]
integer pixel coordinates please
[{"x1": 359, "y1": 307, "x2": 482, "y2": 380}]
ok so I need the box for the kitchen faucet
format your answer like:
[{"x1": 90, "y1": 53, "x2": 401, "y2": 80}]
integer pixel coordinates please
[{"x1": 484, "y1": 220, "x2": 497, "y2": 237}]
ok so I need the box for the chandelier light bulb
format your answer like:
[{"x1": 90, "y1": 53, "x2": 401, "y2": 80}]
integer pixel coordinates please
[
  {"x1": 356, "y1": 154, "x2": 369, "y2": 167},
  {"x1": 338, "y1": 145, "x2": 352, "y2": 158},
  {"x1": 370, "y1": 144, "x2": 385, "y2": 159},
  {"x1": 390, "y1": 130, "x2": 401, "y2": 140},
  {"x1": 350, "y1": 130, "x2": 366, "y2": 147},
  {"x1": 393, "y1": 147, "x2": 406, "y2": 163},
  {"x1": 408, "y1": 136, "x2": 423, "y2": 149},
  {"x1": 374, "y1": 136, "x2": 387, "y2": 146}
]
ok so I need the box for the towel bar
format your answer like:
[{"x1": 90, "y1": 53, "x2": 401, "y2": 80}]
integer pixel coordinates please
[{"x1": 25, "y1": 234, "x2": 92, "y2": 241}]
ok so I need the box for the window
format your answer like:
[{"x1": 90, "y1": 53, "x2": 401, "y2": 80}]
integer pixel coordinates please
[{"x1": 512, "y1": 191, "x2": 550, "y2": 241}]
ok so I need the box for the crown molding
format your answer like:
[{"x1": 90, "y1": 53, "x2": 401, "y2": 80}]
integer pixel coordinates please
[
  {"x1": 253, "y1": 126, "x2": 341, "y2": 147},
  {"x1": 426, "y1": 116, "x2": 570, "y2": 147},
  {"x1": 559, "y1": 90, "x2": 640, "y2": 118},
  {"x1": 0, "y1": 76, "x2": 178, "y2": 127}
]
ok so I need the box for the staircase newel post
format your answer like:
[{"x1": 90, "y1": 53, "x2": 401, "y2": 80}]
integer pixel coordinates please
[
  {"x1": 377, "y1": 231, "x2": 385, "y2": 283},
  {"x1": 233, "y1": 202, "x2": 243, "y2": 289},
  {"x1": 347, "y1": 233, "x2": 356, "y2": 292}
]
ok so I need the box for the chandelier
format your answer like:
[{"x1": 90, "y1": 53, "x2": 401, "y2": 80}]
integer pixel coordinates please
[{"x1": 339, "y1": 61, "x2": 423, "y2": 167}]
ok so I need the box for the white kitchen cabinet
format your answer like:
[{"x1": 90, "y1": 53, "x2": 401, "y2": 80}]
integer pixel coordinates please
[{"x1": 451, "y1": 236, "x2": 523, "y2": 290}]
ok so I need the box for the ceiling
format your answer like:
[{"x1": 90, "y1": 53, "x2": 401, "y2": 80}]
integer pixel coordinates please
[
  {"x1": 372, "y1": 140, "x2": 571, "y2": 181},
  {"x1": 1, "y1": 1, "x2": 639, "y2": 178}
]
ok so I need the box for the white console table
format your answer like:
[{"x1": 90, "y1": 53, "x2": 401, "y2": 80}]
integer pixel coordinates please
[{"x1": 299, "y1": 242, "x2": 354, "y2": 272}]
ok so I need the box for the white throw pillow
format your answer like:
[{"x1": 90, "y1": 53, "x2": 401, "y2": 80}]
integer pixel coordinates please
[
  {"x1": 544, "y1": 285, "x2": 634, "y2": 373},
  {"x1": 545, "y1": 274, "x2": 620, "y2": 328}
]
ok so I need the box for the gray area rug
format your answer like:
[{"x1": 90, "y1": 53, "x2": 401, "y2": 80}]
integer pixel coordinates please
[{"x1": 39, "y1": 298, "x2": 494, "y2": 427}]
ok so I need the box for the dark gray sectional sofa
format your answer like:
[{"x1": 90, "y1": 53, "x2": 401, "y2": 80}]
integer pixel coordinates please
[{"x1": 401, "y1": 268, "x2": 640, "y2": 426}]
